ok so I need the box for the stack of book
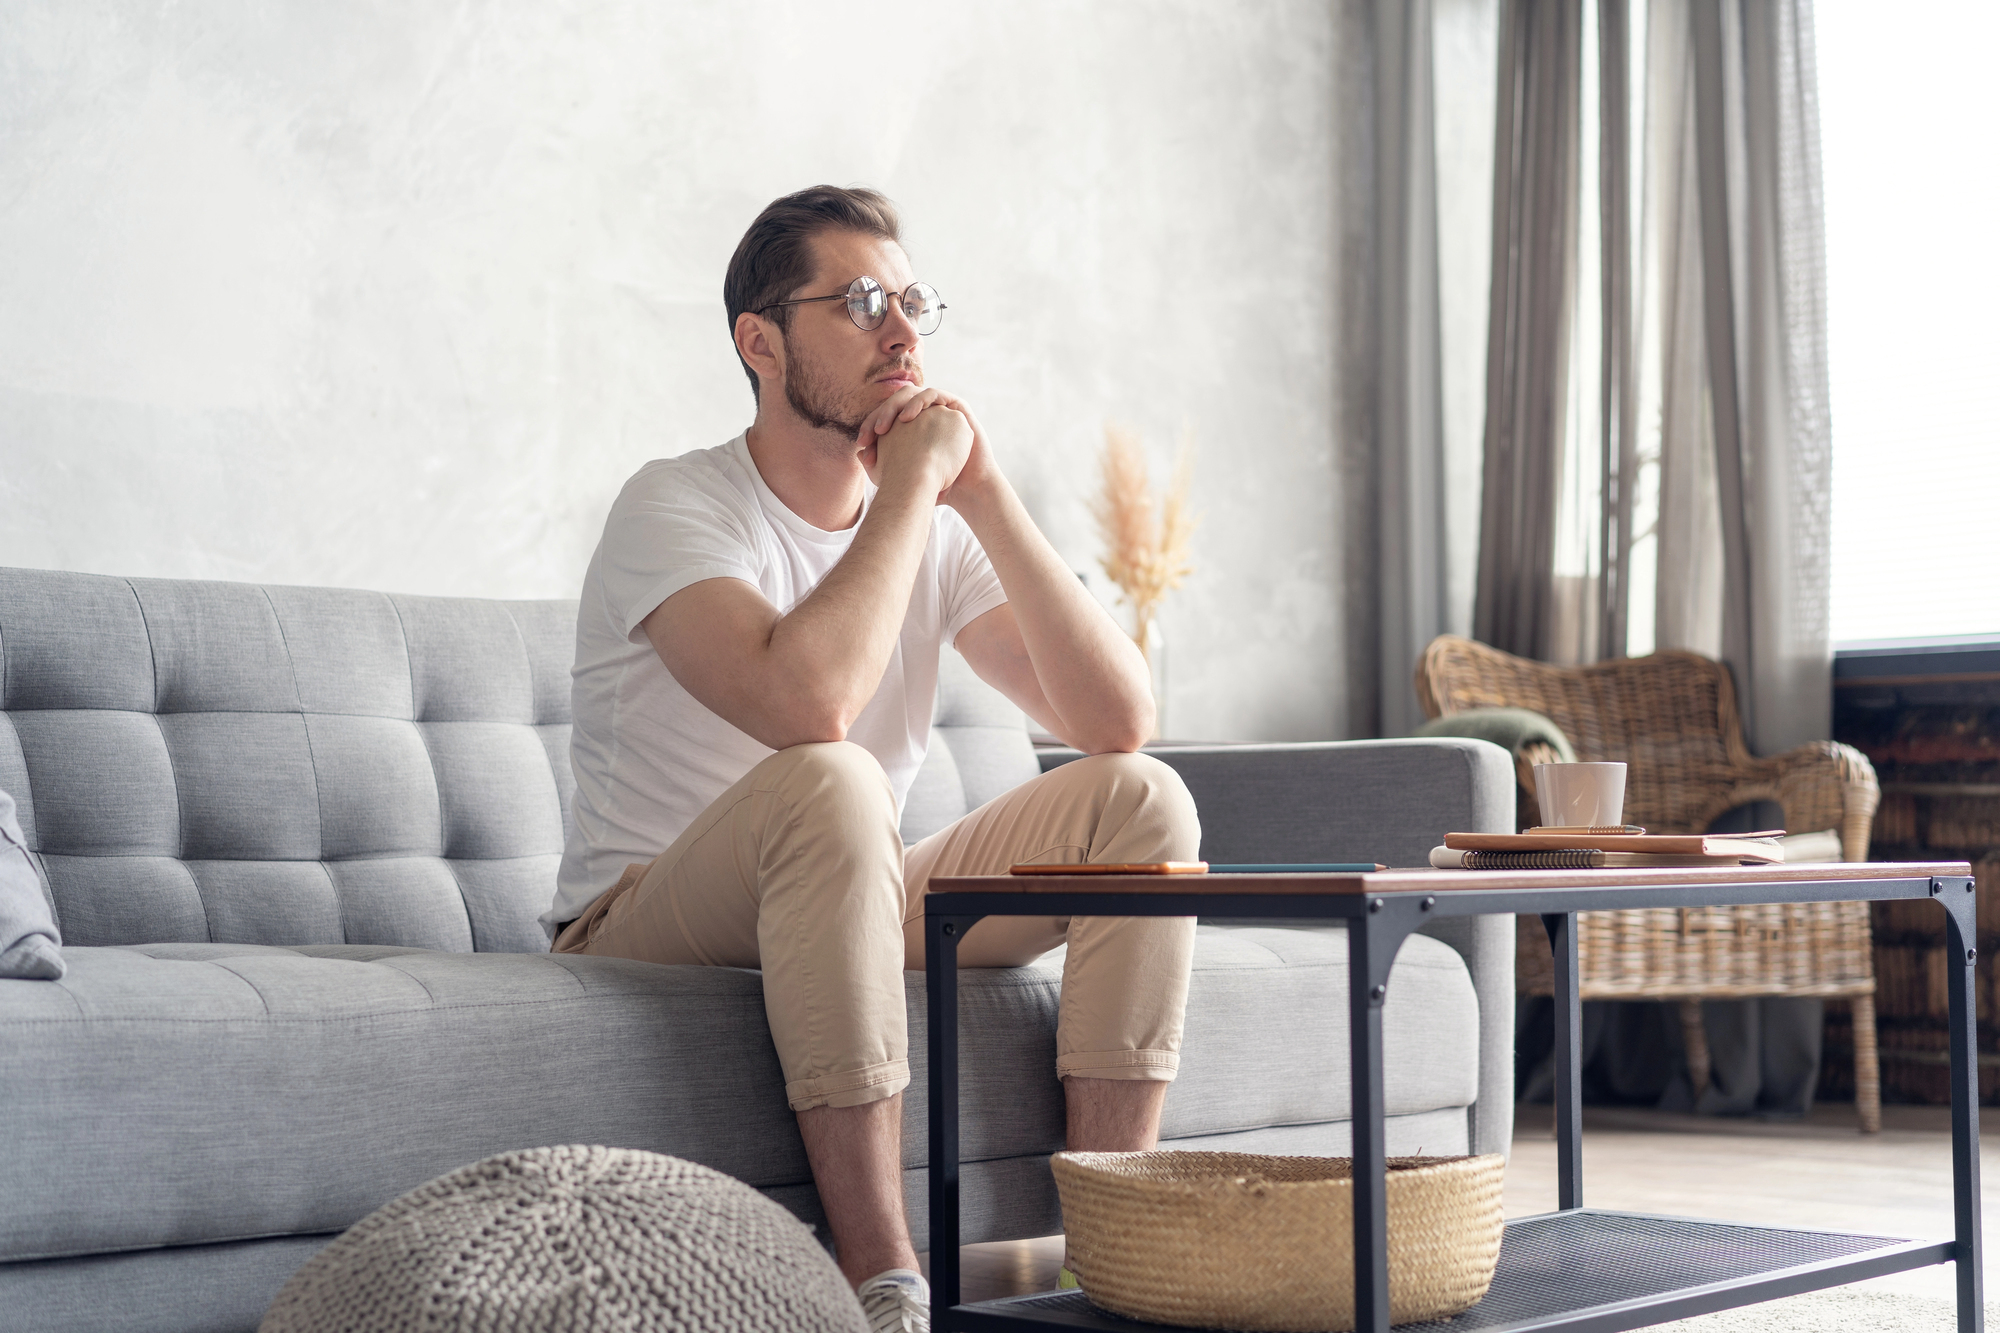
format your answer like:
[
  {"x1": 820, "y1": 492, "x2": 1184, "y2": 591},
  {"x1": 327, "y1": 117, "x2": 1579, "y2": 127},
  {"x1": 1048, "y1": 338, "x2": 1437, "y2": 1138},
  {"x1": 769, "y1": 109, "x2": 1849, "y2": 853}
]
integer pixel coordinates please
[{"x1": 1429, "y1": 826, "x2": 1787, "y2": 871}]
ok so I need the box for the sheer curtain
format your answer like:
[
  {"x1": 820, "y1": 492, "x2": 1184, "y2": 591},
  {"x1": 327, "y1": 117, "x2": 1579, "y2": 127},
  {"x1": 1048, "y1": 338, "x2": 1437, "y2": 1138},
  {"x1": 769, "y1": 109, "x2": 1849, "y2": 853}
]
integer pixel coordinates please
[
  {"x1": 1464, "y1": 0, "x2": 1831, "y2": 756},
  {"x1": 1472, "y1": 0, "x2": 1582, "y2": 664},
  {"x1": 1462, "y1": 0, "x2": 1633, "y2": 669},
  {"x1": 1713, "y1": 0, "x2": 1834, "y2": 757}
]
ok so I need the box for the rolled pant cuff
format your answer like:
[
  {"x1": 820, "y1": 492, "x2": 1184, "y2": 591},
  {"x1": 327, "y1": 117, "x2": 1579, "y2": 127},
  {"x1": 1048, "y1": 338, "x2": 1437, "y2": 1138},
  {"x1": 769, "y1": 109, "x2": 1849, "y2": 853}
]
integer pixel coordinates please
[
  {"x1": 785, "y1": 1058, "x2": 910, "y2": 1112},
  {"x1": 1057, "y1": 1049, "x2": 1181, "y2": 1082}
]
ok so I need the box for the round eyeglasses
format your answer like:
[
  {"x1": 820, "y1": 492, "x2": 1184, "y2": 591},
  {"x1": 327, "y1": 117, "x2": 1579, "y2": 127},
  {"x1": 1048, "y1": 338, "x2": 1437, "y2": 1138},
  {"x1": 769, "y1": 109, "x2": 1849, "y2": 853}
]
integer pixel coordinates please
[{"x1": 758, "y1": 276, "x2": 947, "y2": 336}]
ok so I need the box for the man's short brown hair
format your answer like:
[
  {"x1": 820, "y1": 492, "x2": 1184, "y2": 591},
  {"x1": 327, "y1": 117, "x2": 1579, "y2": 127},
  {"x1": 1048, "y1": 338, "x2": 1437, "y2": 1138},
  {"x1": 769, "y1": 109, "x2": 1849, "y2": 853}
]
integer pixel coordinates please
[{"x1": 724, "y1": 185, "x2": 902, "y2": 402}]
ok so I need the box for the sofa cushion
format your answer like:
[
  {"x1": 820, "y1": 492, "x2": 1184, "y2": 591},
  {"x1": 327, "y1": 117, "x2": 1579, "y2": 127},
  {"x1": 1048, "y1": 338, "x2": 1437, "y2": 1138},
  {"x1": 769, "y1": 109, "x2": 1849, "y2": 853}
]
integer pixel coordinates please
[
  {"x1": 0, "y1": 925, "x2": 1475, "y2": 1263},
  {"x1": 1162, "y1": 926, "x2": 1479, "y2": 1135}
]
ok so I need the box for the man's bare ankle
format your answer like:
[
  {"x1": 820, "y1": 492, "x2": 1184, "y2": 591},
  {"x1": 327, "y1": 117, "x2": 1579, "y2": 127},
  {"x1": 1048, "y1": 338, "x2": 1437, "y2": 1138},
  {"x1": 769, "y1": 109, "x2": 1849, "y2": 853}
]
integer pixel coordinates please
[
  {"x1": 796, "y1": 1095, "x2": 920, "y2": 1290},
  {"x1": 841, "y1": 1249, "x2": 923, "y2": 1289},
  {"x1": 1064, "y1": 1074, "x2": 1168, "y2": 1152}
]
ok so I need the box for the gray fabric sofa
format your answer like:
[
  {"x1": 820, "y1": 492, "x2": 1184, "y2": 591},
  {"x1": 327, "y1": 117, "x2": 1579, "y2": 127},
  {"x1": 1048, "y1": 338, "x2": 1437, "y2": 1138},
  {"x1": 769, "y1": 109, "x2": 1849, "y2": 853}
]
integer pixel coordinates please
[{"x1": 0, "y1": 567, "x2": 1516, "y2": 1333}]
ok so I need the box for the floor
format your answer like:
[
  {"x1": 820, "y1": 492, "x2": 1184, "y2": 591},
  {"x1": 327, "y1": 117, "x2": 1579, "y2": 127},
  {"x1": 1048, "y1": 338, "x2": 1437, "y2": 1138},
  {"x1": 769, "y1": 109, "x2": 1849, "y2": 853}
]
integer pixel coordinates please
[{"x1": 941, "y1": 1102, "x2": 2000, "y2": 1307}]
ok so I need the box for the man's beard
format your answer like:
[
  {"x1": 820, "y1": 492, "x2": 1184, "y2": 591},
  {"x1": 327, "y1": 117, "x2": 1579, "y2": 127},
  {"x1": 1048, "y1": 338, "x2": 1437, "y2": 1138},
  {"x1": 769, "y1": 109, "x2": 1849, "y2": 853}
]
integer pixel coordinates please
[{"x1": 783, "y1": 348, "x2": 920, "y2": 446}]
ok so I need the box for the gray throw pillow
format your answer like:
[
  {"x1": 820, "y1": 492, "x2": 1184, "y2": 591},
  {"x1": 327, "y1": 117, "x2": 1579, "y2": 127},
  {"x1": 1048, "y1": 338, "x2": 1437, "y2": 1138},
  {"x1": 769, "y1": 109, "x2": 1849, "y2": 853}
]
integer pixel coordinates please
[{"x1": 0, "y1": 788, "x2": 63, "y2": 980}]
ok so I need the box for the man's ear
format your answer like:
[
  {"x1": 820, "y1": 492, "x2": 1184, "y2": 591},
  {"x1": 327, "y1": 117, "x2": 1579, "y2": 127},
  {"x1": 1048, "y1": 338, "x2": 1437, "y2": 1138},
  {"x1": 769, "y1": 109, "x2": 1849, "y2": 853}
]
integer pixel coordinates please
[{"x1": 735, "y1": 311, "x2": 785, "y2": 393}]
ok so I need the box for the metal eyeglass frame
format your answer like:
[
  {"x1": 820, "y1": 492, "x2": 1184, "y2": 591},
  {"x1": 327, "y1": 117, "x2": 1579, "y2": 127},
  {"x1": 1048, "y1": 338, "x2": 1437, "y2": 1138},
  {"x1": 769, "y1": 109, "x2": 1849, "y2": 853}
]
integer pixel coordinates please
[{"x1": 757, "y1": 275, "x2": 947, "y2": 335}]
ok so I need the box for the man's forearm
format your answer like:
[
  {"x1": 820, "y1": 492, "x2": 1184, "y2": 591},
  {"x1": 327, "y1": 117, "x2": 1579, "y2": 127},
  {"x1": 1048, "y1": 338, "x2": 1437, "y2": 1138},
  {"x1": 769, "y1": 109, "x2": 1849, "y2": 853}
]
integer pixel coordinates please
[
  {"x1": 766, "y1": 478, "x2": 937, "y2": 737},
  {"x1": 955, "y1": 480, "x2": 1155, "y2": 753}
]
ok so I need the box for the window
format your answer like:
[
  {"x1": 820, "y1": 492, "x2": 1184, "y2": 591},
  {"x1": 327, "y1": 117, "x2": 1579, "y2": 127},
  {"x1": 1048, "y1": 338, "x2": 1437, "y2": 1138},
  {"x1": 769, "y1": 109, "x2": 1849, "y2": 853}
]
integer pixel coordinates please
[{"x1": 1822, "y1": 0, "x2": 2000, "y2": 643}]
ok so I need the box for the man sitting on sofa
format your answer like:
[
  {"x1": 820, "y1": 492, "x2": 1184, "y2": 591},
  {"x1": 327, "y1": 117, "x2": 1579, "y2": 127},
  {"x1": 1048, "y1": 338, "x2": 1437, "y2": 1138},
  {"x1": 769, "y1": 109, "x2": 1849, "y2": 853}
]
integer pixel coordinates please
[{"x1": 540, "y1": 185, "x2": 1200, "y2": 1331}]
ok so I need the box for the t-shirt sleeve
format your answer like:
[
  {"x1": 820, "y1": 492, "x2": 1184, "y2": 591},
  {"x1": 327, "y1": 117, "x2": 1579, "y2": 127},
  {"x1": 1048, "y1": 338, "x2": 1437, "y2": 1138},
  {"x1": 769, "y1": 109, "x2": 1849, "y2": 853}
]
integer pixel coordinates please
[
  {"x1": 938, "y1": 509, "x2": 1009, "y2": 645},
  {"x1": 599, "y1": 466, "x2": 764, "y2": 640}
]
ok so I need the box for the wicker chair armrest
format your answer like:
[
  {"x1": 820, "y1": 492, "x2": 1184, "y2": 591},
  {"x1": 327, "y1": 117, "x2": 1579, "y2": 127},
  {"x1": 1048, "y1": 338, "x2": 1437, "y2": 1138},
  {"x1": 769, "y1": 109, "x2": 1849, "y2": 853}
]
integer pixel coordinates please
[{"x1": 1724, "y1": 741, "x2": 1881, "y2": 861}]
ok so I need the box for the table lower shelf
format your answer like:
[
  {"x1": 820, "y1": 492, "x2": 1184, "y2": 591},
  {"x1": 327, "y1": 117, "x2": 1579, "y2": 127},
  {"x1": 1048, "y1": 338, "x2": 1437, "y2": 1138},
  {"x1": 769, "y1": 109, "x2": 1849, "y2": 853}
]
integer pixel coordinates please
[{"x1": 939, "y1": 1210, "x2": 1952, "y2": 1332}]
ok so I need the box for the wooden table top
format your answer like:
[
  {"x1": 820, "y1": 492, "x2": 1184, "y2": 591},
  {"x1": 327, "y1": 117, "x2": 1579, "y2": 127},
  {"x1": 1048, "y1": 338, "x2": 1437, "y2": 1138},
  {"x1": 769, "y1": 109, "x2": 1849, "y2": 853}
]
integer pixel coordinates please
[{"x1": 928, "y1": 861, "x2": 1973, "y2": 896}]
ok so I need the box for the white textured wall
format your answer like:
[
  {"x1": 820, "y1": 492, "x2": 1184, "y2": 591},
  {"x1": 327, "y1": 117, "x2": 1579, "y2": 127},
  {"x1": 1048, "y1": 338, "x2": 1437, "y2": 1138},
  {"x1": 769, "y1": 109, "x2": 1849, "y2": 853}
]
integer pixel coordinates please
[{"x1": 0, "y1": 1, "x2": 1368, "y2": 742}]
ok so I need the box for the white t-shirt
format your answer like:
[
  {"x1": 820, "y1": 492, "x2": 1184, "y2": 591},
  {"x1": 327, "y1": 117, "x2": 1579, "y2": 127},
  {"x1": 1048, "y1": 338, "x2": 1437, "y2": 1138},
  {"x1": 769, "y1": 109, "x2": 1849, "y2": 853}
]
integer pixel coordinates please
[{"x1": 544, "y1": 433, "x2": 1009, "y2": 936}]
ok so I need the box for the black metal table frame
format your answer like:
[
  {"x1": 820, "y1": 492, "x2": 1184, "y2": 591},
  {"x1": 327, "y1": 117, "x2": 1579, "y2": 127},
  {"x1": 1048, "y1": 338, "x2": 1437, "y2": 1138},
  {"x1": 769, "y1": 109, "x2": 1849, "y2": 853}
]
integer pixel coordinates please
[{"x1": 924, "y1": 870, "x2": 1984, "y2": 1333}]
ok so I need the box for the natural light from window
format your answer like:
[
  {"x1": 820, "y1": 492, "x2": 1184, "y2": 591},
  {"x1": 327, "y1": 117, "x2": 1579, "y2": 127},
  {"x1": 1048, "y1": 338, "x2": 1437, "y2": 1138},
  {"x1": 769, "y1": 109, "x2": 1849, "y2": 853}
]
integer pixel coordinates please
[{"x1": 1821, "y1": 0, "x2": 2000, "y2": 645}]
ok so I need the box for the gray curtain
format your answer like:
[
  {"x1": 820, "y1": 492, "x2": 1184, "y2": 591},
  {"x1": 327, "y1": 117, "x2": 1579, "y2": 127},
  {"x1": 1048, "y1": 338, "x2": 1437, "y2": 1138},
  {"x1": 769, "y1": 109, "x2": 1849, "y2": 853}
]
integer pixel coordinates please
[
  {"x1": 1368, "y1": 0, "x2": 1499, "y2": 738},
  {"x1": 1595, "y1": 0, "x2": 1638, "y2": 661},
  {"x1": 1643, "y1": 0, "x2": 1729, "y2": 665},
  {"x1": 1372, "y1": 0, "x2": 1449, "y2": 740},
  {"x1": 1473, "y1": 0, "x2": 1581, "y2": 662}
]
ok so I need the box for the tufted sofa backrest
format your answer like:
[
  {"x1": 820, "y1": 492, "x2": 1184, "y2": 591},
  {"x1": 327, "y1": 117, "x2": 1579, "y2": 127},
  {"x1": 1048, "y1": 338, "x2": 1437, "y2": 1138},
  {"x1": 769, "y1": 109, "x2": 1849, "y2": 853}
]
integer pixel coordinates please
[
  {"x1": 0, "y1": 570, "x2": 577, "y2": 954},
  {"x1": 0, "y1": 567, "x2": 1038, "y2": 954}
]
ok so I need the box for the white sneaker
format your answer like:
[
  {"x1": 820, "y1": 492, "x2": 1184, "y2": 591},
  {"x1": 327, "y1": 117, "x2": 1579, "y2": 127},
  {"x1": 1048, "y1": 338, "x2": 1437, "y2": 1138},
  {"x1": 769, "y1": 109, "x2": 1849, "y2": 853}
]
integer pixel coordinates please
[{"x1": 856, "y1": 1268, "x2": 930, "y2": 1333}]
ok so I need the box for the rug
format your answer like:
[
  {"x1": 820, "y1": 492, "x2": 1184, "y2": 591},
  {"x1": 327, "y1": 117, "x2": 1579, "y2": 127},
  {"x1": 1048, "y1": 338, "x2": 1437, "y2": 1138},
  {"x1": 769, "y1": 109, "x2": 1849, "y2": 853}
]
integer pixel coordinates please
[{"x1": 1651, "y1": 1287, "x2": 1989, "y2": 1331}]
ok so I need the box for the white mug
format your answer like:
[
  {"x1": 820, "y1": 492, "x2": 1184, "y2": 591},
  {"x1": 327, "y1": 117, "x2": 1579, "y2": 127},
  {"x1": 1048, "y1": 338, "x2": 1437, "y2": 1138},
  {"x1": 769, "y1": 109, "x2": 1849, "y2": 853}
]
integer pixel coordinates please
[{"x1": 1532, "y1": 762, "x2": 1628, "y2": 828}]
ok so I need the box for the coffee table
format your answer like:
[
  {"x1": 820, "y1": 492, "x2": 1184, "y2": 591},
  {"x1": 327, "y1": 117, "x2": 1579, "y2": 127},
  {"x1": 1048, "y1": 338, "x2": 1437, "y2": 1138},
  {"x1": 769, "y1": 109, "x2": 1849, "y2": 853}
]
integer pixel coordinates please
[{"x1": 923, "y1": 863, "x2": 1982, "y2": 1332}]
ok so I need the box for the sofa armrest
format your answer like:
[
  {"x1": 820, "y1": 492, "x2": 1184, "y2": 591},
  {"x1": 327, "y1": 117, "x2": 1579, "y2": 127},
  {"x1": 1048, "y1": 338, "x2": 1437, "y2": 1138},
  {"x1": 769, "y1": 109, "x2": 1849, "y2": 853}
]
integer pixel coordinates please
[
  {"x1": 1040, "y1": 738, "x2": 1518, "y2": 1155},
  {"x1": 1040, "y1": 738, "x2": 1514, "y2": 866}
]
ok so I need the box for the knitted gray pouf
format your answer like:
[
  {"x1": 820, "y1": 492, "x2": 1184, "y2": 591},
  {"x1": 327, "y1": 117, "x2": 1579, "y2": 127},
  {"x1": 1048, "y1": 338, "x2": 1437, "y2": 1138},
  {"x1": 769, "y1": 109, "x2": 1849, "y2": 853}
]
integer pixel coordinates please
[{"x1": 260, "y1": 1146, "x2": 868, "y2": 1333}]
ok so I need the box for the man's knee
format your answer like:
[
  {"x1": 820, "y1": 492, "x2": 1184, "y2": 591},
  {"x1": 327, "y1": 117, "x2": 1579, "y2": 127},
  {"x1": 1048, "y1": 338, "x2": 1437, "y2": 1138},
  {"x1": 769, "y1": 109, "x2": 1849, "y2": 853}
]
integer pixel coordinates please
[
  {"x1": 1063, "y1": 751, "x2": 1201, "y2": 860},
  {"x1": 755, "y1": 741, "x2": 896, "y2": 812},
  {"x1": 1068, "y1": 751, "x2": 1196, "y2": 807}
]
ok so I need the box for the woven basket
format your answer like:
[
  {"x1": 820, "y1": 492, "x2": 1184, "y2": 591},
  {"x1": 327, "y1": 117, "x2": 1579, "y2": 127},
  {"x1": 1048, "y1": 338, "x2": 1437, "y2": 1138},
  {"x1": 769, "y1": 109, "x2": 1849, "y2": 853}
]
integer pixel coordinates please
[{"x1": 1051, "y1": 1151, "x2": 1506, "y2": 1332}]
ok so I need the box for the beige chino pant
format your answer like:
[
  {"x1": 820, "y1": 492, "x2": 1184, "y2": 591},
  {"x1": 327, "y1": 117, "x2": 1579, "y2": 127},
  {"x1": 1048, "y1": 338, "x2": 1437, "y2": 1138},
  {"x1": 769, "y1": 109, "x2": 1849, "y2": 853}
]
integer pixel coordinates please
[{"x1": 554, "y1": 742, "x2": 1200, "y2": 1111}]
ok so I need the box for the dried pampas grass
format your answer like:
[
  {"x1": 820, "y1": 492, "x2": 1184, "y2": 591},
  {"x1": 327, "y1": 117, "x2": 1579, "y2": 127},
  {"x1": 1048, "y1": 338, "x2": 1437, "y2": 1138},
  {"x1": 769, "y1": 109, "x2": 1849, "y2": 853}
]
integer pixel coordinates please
[{"x1": 1093, "y1": 425, "x2": 1196, "y2": 661}]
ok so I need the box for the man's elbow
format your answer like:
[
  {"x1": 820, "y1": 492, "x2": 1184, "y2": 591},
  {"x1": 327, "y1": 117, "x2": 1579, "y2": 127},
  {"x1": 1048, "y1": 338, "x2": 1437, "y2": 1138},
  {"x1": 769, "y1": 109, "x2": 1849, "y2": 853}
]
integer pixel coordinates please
[
  {"x1": 1076, "y1": 705, "x2": 1155, "y2": 755},
  {"x1": 767, "y1": 722, "x2": 849, "y2": 749},
  {"x1": 764, "y1": 688, "x2": 855, "y2": 749}
]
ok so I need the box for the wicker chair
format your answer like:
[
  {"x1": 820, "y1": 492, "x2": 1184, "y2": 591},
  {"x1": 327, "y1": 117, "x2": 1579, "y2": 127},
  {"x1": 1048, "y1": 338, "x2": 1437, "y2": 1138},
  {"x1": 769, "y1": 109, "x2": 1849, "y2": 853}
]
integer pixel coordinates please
[{"x1": 1415, "y1": 635, "x2": 1884, "y2": 1132}]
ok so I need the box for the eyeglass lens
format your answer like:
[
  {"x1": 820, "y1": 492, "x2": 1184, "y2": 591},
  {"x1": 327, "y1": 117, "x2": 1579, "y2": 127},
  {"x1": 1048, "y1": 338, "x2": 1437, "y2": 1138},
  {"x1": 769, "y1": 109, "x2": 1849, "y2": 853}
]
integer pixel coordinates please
[{"x1": 844, "y1": 277, "x2": 944, "y2": 336}]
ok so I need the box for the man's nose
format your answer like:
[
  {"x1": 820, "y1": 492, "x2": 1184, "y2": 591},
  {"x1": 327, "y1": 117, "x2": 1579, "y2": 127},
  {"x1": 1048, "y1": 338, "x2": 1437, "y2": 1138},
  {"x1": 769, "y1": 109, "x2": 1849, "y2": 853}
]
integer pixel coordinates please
[{"x1": 877, "y1": 298, "x2": 920, "y2": 350}]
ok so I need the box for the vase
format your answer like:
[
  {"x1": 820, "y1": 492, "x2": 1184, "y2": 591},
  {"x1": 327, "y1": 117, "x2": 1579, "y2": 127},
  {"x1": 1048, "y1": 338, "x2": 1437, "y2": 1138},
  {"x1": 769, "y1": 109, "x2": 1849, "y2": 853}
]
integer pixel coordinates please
[{"x1": 1135, "y1": 612, "x2": 1167, "y2": 740}]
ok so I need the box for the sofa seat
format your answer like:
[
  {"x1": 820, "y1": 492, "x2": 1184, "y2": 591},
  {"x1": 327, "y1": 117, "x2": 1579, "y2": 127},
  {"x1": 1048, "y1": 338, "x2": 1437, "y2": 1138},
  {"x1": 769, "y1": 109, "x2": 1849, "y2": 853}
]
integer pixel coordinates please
[{"x1": 0, "y1": 925, "x2": 1476, "y2": 1265}]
